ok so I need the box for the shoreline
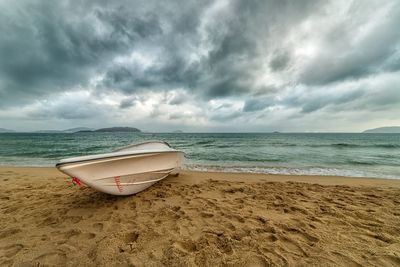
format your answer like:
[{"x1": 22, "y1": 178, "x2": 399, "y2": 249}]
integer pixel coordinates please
[
  {"x1": 1, "y1": 167, "x2": 400, "y2": 265},
  {"x1": 1, "y1": 164, "x2": 399, "y2": 181},
  {"x1": 0, "y1": 166, "x2": 399, "y2": 187}
]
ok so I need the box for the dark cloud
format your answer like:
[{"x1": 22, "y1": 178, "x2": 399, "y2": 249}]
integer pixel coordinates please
[
  {"x1": 95, "y1": 9, "x2": 162, "y2": 39},
  {"x1": 0, "y1": 1, "x2": 162, "y2": 106},
  {"x1": 205, "y1": 78, "x2": 249, "y2": 99},
  {"x1": 243, "y1": 97, "x2": 274, "y2": 112},
  {"x1": 301, "y1": 89, "x2": 366, "y2": 113},
  {"x1": 270, "y1": 51, "x2": 291, "y2": 72},
  {"x1": 119, "y1": 97, "x2": 138, "y2": 109},
  {"x1": 0, "y1": 0, "x2": 328, "y2": 104},
  {"x1": 95, "y1": 0, "x2": 326, "y2": 99},
  {"x1": 301, "y1": 101, "x2": 325, "y2": 114}
]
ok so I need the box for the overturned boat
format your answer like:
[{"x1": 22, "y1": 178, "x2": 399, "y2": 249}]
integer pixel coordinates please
[{"x1": 56, "y1": 141, "x2": 184, "y2": 195}]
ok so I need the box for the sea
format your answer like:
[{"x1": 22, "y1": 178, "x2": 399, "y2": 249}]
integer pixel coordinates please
[{"x1": 0, "y1": 132, "x2": 399, "y2": 179}]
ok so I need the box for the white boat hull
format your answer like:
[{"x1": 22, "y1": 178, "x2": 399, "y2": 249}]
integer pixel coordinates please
[{"x1": 56, "y1": 141, "x2": 184, "y2": 195}]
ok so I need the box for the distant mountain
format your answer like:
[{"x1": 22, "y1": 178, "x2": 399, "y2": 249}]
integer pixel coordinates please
[
  {"x1": 63, "y1": 127, "x2": 94, "y2": 133},
  {"x1": 363, "y1": 126, "x2": 400, "y2": 133},
  {"x1": 94, "y1": 127, "x2": 141, "y2": 133},
  {"x1": 0, "y1": 128, "x2": 14, "y2": 133},
  {"x1": 33, "y1": 127, "x2": 94, "y2": 133},
  {"x1": 172, "y1": 130, "x2": 184, "y2": 133},
  {"x1": 34, "y1": 130, "x2": 63, "y2": 133},
  {"x1": 31, "y1": 127, "x2": 141, "y2": 133}
]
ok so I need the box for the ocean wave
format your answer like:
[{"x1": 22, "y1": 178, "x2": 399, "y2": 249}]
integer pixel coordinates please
[
  {"x1": 269, "y1": 143, "x2": 297, "y2": 147},
  {"x1": 184, "y1": 164, "x2": 400, "y2": 179},
  {"x1": 194, "y1": 140, "x2": 215, "y2": 145},
  {"x1": 374, "y1": 144, "x2": 400, "y2": 148},
  {"x1": 215, "y1": 145, "x2": 231, "y2": 148},
  {"x1": 346, "y1": 160, "x2": 378, "y2": 166},
  {"x1": 307, "y1": 143, "x2": 400, "y2": 149},
  {"x1": 331, "y1": 143, "x2": 359, "y2": 148}
]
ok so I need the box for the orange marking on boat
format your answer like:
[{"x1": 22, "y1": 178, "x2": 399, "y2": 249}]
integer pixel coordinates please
[{"x1": 114, "y1": 176, "x2": 123, "y2": 192}]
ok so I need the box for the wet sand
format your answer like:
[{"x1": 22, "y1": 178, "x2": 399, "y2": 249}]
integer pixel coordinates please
[{"x1": 0, "y1": 167, "x2": 400, "y2": 266}]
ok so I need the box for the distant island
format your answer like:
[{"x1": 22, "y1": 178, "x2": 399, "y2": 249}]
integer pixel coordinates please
[
  {"x1": 0, "y1": 128, "x2": 14, "y2": 133},
  {"x1": 172, "y1": 130, "x2": 184, "y2": 133},
  {"x1": 94, "y1": 127, "x2": 141, "y2": 133},
  {"x1": 29, "y1": 127, "x2": 141, "y2": 133},
  {"x1": 34, "y1": 127, "x2": 94, "y2": 133},
  {"x1": 34, "y1": 130, "x2": 65, "y2": 133},
  {"x1": 363, "y1": 126, "x2": 400, "y2": 133},
  {"x1": 63, "y1": 127, "x2": 94, "y2": 133}
]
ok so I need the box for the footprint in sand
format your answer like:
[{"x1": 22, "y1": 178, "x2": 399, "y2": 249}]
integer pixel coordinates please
[
  {"x1": 173, "y1": 239, "x2": 197, "y2": 253},
  {"x1": 124, "y1": 232, "x2": 139, "y2": 243},
  {"x1": 200, "y1": 212, "x2": 214, "y2": 218},
  {"x1": 63, "y1": 229, "x2": 96, "y2": 242},
  {"x1": 370, "y1": 255, "x2": 400, "y2": 266},
  {"x1": 0, "y1": 244, "x2": 23, "y2": 258},
  {"x1": 63, "y1": 229, "x2": 81, "y2": 239},
  {"x1": 268, "y1": 234, "x2": 278, "y2": 242},
  {"x1": 224, "y1": 222, "x2": 236, "y2": 231},
  {"x1": 80, "y1": 233, "x2": 96, "y2": 240},
  {"x1": 259, "y1": 246, "x2": 289, "y2": 266},
  {"x1": 330, "y1": 251, "x2": 363, "y2": 266},
  {"x1": 216, "y1": 234, "x2": 233, "y2": 254},
  {"x1": 0, "y1": 228, "x2": 21, "y2": 239},
  {"x1": 155, "y1": 191, "x2": 167, "y2": 198},
  {"x1": 241, "y1": 252, "x2": 270, "y2": 266},
  {"x1": 40, "y1": 234, "x2": 49, "y2": 241},
  {"x1": 35, "y1": 252, "x2": 67, "y2": 266},
  {"x1": 279, "y1": 236, "x2": 308, "y2": 257},
  {"x1": 93, "y1": 222, "x2": 104, "y2": 231},
  {"x1": 282, "y1": 225, "x2": 320, "y2": 244}
]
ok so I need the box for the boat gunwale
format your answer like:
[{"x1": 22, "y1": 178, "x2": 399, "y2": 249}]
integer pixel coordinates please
[{"x1": 112, "y1": 140, "x2": 172, "y2": 152}]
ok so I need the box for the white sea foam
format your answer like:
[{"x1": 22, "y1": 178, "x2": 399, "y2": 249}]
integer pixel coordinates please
[{"x1": 184, "y1": 164, "x2": 400, "y2": 179}]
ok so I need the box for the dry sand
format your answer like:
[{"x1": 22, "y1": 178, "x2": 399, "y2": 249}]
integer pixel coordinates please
[{"x1": 0, "y1": 167, "x2": 400, "y2": 266}]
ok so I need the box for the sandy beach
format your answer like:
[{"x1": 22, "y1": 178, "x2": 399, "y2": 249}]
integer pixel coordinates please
[{"x1": 0, "y1": 167, "x2": 400, "y2": 266}]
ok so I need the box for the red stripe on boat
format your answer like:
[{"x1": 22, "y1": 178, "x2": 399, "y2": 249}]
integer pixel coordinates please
[
  {"x1": 114, "y1": 176, "x2": 123, "y2": 192},
  {"x1": 72, "y1": 177, "x2": 82, "y2": 186}
]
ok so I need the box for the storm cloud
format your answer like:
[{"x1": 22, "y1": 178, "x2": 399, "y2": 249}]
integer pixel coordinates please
[{"x1": 0, "y1": 0, "x2": 399, "y2": 132}]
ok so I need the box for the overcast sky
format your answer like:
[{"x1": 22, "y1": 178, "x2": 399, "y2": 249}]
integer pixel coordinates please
[{"x1": 0, "y1": 0, "x2": 399, "y2": 132}]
